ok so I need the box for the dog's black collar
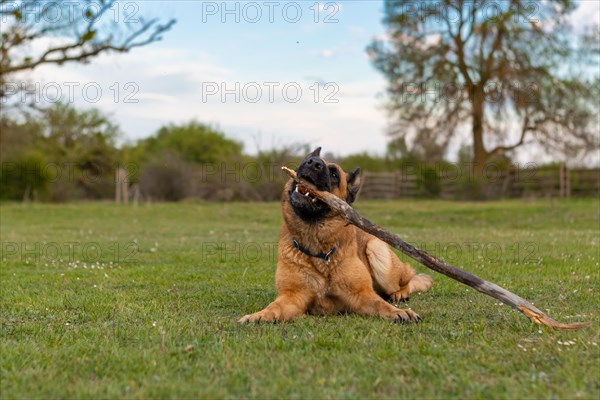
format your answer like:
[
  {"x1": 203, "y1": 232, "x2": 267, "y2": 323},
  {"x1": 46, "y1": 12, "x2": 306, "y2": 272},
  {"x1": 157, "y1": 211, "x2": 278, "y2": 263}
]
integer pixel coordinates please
[{"x1": 292, "y1": 239, "x2": 336, "y2": 262}]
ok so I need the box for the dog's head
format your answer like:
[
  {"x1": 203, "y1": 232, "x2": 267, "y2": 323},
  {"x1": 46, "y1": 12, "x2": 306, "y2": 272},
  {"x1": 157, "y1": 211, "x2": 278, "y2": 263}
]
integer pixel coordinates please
[{"x1": 287, "y1": 147, "x2": 361, "y2": 222}]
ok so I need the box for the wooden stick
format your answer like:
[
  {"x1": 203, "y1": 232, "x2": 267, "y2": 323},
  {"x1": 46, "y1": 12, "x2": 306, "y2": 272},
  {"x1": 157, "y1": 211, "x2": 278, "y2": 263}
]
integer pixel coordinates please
[{"x1": 282, "y1": 166, "x2": 591, "y2": 331}]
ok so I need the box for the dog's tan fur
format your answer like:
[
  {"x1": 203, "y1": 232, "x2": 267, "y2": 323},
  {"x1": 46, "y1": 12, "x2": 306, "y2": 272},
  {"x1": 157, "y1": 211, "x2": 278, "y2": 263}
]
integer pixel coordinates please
[{"x1": 239, "y1": 155, "x2": 432, "y2": 324}]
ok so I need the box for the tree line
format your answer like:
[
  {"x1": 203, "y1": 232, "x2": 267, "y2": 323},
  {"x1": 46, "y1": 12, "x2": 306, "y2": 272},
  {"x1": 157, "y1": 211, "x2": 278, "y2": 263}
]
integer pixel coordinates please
[{"x1": 1, "y1": 101, "x2": 534, "y2": 202}]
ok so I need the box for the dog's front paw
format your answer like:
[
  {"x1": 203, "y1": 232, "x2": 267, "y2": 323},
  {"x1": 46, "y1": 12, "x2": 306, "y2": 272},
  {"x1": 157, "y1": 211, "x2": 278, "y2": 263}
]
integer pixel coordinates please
[
  {"x1": 394, "y1": 308, "x2": 422, "y2": 324},
  {"x1": 389, "y1": 287, "x2": 411, "y2": 303},
  {"x1": 238, "y1": 309, "x2": 278, "y2": 324}
]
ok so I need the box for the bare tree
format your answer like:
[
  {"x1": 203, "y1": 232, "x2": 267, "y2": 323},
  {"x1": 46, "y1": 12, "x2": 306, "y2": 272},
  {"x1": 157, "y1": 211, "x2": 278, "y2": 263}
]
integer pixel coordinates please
[
  {"x1": 0, "y1": 0, "x2": 175, "y2": 100},
  {"x1": 369, "y1": 0, "x2": 599, "y2": 173}
]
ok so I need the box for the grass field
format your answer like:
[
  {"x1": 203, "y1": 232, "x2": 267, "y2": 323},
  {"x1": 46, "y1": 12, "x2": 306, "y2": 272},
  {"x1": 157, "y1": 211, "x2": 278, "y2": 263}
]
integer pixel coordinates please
[{"x1": 1, "y1": 199, "x2": 599, "y2": 399}]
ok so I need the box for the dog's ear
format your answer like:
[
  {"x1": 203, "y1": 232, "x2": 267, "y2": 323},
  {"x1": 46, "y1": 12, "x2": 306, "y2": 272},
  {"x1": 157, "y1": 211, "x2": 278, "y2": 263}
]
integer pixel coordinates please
[
  {"x1": 346, "y1": 167, "x2": 361, "y2": 204},
  {"x1": 308, "y1": 147, "x2": 322, "y2": 157}
]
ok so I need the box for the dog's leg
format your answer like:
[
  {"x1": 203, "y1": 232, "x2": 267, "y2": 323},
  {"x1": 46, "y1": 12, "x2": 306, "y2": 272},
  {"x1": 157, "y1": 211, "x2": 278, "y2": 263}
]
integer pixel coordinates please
[
  {"x1": 336, "y1": 259, "x2": 421, "y2": 323},
  {"x1": 343, "y1": 289, "x2": 421, "y2": 323},
  {"x1": 389, "y1": 263, "x2": 433, "y2": 303},
  {"x1": 366, "y1": 238, "x2": 433, "y2": 302},
  {"x1": 238, "y1": 292, "x2": 310, "y2": 323}
]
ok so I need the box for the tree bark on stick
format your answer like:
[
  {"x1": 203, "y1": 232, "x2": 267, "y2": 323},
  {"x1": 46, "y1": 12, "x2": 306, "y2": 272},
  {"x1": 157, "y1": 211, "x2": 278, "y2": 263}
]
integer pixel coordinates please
[{"x1": 281, "y1": 167, "x2": 591, "y2": 331}]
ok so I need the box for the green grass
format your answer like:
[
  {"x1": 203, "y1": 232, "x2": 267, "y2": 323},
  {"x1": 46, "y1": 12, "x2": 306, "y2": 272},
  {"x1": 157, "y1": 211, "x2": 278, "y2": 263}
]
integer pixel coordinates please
[{"x1": 1, "y1": 199, "x2": 599, "y2": 399}]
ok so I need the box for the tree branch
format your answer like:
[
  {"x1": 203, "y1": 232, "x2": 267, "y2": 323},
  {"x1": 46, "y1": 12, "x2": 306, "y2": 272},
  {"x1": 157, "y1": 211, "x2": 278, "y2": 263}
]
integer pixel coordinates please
[
  {"x1": 0, "y1": 0, "x2": 176, "y2": 76},
  {"x1": 488, "y1": 114, "x2": 531, "y2": 157},
  {"x1": 446, "y1": 15, "x2": 473, "y2": 85}
]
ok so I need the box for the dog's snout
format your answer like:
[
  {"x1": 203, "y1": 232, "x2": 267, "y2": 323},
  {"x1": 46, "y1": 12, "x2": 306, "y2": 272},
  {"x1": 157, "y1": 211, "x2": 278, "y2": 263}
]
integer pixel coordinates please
[
  {"x1": 296, "y1": 154, "x2": 330, "y2": 191},
  {"x1": 306, "y1": 156, "x2": 324, "y2": 171}
]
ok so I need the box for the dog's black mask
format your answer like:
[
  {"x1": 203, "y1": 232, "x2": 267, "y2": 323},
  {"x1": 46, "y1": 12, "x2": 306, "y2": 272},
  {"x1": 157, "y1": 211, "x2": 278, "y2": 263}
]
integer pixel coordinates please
[{"x1": 289, "y1": 147, "x2": 331, "y2": 222}]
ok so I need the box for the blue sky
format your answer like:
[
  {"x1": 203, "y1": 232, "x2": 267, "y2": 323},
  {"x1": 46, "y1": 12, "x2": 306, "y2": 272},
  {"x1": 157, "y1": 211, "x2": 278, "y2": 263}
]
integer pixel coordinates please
[
  {"x1": 23, "y1": 0, "x2": 600, "y2": 157},
  {"x1": 147, "y1": 1, "x2": 384, "y2": 81}
]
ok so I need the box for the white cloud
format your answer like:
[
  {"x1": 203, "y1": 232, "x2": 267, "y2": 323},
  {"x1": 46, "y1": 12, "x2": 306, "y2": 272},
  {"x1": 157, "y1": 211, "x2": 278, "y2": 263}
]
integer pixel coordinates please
[
  {"x1": 19, "y1": 45, "x2": 388, "y2": 155},
  {"x1": 317, "y1": 49, "x2": 334, "y2": 58},
  {"x1": 317, "y1": 2, "x2": 343, "y2": 13},
  {"x1": 570, "y1": 1, "x2": 600, "y2": 33}
]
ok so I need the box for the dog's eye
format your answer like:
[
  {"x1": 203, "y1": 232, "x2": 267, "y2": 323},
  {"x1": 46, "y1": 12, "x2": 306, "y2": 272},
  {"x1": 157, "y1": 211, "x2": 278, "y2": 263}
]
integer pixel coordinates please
[{"x1": 329, "y1": 167, "x2": 339, "y2": 182}]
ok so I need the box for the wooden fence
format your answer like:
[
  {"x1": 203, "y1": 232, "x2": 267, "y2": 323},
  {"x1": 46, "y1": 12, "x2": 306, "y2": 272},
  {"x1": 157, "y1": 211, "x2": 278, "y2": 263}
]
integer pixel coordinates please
[{"x1": 360, "y1": 164, "x2": 600, "y2": 200}]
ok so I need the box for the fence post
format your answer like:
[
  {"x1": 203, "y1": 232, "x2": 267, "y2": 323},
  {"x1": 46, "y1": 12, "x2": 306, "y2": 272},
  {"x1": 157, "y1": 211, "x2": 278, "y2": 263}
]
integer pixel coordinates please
[
  {"x1": 115, "y1": 168, "x2": 121, "y2": 203},
  {"x1": 123, "y1": 169, "x2": 129, "y2": 204},
  {"x1": 132, "y1": 184, "x2": 140, "y2": 205},
  {"x1": 565, "y1": 164, "x2": 571, "y2": 198},
  {"x1": 115, "y1": 167, "x2": 129, "y2": 204},
  {"x1": 559, "y1": 162, "x2": 570, "y2": 199},
  {"x1": 559, "y1": 163, "x2": 564, "y2": 198}
]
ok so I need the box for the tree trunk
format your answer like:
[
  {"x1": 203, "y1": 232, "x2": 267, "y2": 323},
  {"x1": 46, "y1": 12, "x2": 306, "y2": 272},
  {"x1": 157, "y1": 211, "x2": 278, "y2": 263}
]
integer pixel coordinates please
[{"x1": 472, "y1": 84, "x2": 487, "y2": 178}]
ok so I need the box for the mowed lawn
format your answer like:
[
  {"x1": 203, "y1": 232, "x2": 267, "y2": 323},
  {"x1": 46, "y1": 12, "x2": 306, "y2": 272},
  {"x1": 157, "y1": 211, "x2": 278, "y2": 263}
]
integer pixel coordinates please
[{"x1": 1, "y1": 199, "x2": 599, "y2": 399}]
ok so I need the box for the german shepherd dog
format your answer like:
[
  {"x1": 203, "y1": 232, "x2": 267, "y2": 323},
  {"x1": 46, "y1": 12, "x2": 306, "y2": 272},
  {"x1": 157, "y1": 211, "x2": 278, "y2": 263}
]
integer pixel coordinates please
[{"x1": 239, "y1": 148, "x2": 432, "y2": 324}]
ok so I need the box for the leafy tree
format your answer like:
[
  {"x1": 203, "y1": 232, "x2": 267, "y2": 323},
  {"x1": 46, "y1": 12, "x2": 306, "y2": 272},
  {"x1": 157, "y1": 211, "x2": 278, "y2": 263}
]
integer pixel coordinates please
[
  {"x1": 136, "y1": 121, "x2": 244, "y2": 165},
  {"x1": 0, "y1": 114, "x2": 43, "y2": 160},
  {"x1": 0, "y1": 102, "x2": 121, "y2": 200},
  {"x1": 339, "y1": 152, "x2": 389, "y2": 172},
  {"x1": 0, "y1": 116, "x2": 48, "y2": 200},
  {"x1": 43, "y1": 102, "x2": 120, "y2": 183},
  {"x1": 129, "y1": 122, "x2": 244, "y2": 201},
  {"x1": 369, "y1": 0, "x2": 599, "y2": 175},
  {"x1": 0, "y1": 0, "x2": 175, "y2": 101}
]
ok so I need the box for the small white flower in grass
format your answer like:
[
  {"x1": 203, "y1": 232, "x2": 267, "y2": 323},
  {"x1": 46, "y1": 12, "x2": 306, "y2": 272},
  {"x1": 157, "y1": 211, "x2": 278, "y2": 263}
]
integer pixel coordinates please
[
  {"x1": 184, "y1": 344, "x2": 194, "y2": 352},
  {"x1": 152, "y1": 321, "x2": 157, "y2": 327},
  {"x1": 557, "y1": 340, "x2": 577, "y2": 346},
  {"x1": 93, "y1": 284, "x2": 97, "y2": 288}
]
